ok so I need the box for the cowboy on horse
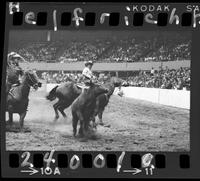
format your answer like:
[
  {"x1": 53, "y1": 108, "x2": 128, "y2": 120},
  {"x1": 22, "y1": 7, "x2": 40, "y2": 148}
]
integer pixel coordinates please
[
  {"x1": 6, "y1": 52, "x2": 42, "y2": 131},
  {"x1": 6, "y1": 52, "x2": 24, "y2": 95},
  {"x1": 82, "y1": 60, "x2": 97, "y2": 87}
]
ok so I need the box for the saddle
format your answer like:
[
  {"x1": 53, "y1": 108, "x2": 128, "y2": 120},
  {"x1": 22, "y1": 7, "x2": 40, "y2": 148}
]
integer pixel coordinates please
[{"x1": 7, "y1": 83, "x2": 20, "y2": 98}]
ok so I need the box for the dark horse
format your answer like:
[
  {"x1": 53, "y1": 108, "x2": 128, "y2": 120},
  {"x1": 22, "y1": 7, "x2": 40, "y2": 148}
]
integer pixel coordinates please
[
  {"x1": 46, "y1": 77, "x2": 124, "y2": 122},
  {"x1": 92, "y1": 77, "x2": 124, "y2": 126},
  {"x1": 6, "y1": 70, "x2": 42, "y2": 131},
  {"x1": 71, "y1": 82, "x2": 109, "y2": 137},
  {"x1": 46, "y1": 81, "x2": 82, "y2": 121}
]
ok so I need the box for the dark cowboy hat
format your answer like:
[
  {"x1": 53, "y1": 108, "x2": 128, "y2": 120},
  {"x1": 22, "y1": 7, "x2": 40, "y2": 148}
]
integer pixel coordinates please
[{"x1": 84, "y1": 60, "x2": 93, "y2": 66}]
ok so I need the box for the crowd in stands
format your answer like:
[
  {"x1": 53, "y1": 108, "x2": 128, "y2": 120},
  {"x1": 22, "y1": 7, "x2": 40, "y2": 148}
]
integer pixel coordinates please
[
  {"x1": 12, "y1": 36, "x2": 191, "y2": 63},
  {"x1": 40, "y1": 71, "x2": 84, "y2": 84},
  {"x1": 17, "y1": 41, "x2": 65, "y2": 62},
  {"x1": 14, "y1": 33, "x2": 191, "y2": 90},
  {"x1": 38, "y1": 67, "x2": 190, "y2": 90},
  {"x1": 125, "y1": 67, "x2": 190, "y2": 90}
]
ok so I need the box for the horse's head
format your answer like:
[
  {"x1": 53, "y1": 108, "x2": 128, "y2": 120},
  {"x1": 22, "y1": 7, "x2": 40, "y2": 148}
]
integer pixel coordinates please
[
  {"x1": 89, "y1": 82, "x2": 109, "y2": 97},
  {"x1": 24, "y1": 70, "x2": 42, "y2": 90}
]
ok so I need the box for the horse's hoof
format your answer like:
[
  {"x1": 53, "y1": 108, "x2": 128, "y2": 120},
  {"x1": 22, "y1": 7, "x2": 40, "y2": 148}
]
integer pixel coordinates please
[
  {"x1": 20, "y1": 127, "x2": 31, "y2": 133},
  {"x1": 53, "y1": 118, "x2": 58, "y2": 122},
  {"x1": 77, "y1": 130, "x2": 85, "y2": 138},
  {"x1": 79, "y1": 137, "x2": 88, "y2": 142},
  {"x1": 89, "y1": 125, "x2": 97, "y2": 131},
  {"x1": 19, "y1": 128, "x2": 25, "y2": 132},
  {"x1": 77, "y1": 134, "x2": 83, "y2": 138},
  {"x1": 104, "y1": 124, "x2": 111, "y2": 128},
  {"x1": 99, "y1": 122, "x2": 104, "y2": 126}
]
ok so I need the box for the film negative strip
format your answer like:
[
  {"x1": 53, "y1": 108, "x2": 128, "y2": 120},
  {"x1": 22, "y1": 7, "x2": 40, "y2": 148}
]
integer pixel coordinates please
[{"x1": 1, "y1": 0, "x2": 200, "y2": 179}]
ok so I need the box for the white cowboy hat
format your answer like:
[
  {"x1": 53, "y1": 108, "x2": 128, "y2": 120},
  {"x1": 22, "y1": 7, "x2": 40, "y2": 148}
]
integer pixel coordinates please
[
  {"x1": 8, "y1": 52, "x2": 26, "y2": 62},
  {"x1": 84, "y1": 60, "x2": 93, "y2": 66}
]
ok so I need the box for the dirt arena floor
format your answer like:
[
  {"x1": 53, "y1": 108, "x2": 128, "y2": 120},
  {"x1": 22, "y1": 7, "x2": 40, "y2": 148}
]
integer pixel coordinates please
[{"x1": 6, "y1": 89, "x2": 190, "y2": 151}]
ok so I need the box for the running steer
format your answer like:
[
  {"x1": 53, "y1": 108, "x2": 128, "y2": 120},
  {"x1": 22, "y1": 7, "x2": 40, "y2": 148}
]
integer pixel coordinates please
[{"x1": 71, "y1": 82, "x2": 109, "y2": 137}]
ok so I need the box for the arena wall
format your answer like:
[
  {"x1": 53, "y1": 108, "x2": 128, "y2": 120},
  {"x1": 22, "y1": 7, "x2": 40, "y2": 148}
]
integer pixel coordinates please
[
  {"x1": 20, "y1": 60, "x2": 190, "y2": 71},
  {"x1": 45, "y1": 84, "x2": 190, "y2": 109},
  {"x1": 114, "y1": 87, "x2": 190, "y2": 109}
]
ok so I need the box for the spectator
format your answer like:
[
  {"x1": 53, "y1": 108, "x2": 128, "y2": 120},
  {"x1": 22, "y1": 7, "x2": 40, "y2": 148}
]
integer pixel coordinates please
[
  {"x1": 150, "y1": 67, "x2": 155, "y2": 75},
  {"x1": 11, "y1": 36, "x2": 191, "y2": 63},
  {"x1": 39, "y1": 67, "x2": 190, "y2": 91}
]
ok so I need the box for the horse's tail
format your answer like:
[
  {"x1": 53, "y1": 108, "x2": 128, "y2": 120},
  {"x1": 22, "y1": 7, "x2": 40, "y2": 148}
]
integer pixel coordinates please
[{"x1": 46, "y1": 85, "x2": 59, "y2": 101}]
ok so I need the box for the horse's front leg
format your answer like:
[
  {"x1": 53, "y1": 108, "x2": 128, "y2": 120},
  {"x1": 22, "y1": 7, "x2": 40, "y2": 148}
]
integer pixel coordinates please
[
  {"x1": 90, "y1": 105, "x2": 99, "y2": 129},
  {"x1": 90, "y1": 114, "x2": 97, "y2": 129},
  {"x1": 79, "y1": 121, "x2": 84, "y2": 137},
  {"x1": 8, "y1": 111, "x2": 13, "y2": 125},
  {"x1": 72, "y1": 112, "x2": 78, "y2": 137},
  {"x1": 98, "y1": 110, "x2": 104, "y2": 125},
  {"x1": 78, "y1": 120, "x2": 88, "y2": 142},
  {"x1": 83, "y1": 115, "x2": 91, "y2": 137},
  {"x1": 58, "y1": 105, "x2": 67, "y2": 118},
  {"x1": 53, "y1": 101, "x2": 60, "y2": 122},
  {"x1": 77, "y1": 111, "x2": 84, "y2": 137},
  {"x1": 19, "y1": 111, "x2": 27, "y2": 131}
]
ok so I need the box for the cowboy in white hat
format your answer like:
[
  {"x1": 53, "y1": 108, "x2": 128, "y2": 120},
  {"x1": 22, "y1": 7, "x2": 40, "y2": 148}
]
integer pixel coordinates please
[
  {"x1": 8, "y1": 52, "x2": 26, "y2": 66},
  {"x1": 6, "y1": 52, "x2": 24, "y2": 93},
  {"x1": 82, "y1": 60, "x2": 96, "y2": 87}
]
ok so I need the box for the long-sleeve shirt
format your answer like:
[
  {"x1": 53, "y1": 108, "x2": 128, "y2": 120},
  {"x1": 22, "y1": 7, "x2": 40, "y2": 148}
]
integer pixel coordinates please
[{"x1": 82, "y1": 67, "x2": 93, "y2": 79}]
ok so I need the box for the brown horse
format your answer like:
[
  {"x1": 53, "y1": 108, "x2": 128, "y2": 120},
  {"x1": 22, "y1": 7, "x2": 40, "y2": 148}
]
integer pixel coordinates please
[
  {"x1": 46, "y1": 81, "x2": 82, "y2": 121},
  {"x1": 71, "y1": 82, "x2": 109, "y2": 137},
  {"x1": 92, "y1": 76, "x2": 124, "y2": 127},
  {"x1": 6, "y1": 70, "x2": 42, "y2": 131},
  {"x1": 46, "y1": 77, "x2": 124, "y2": 122}
]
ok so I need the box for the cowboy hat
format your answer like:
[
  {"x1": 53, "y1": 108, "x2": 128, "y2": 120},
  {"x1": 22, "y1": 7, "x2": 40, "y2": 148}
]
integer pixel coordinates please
[
  {"x1": 8, "y1": 52, "x2": 26, "y2": 62},
  {"x1": 84, "y1": 60, "x2": 93, "y2": 66}
]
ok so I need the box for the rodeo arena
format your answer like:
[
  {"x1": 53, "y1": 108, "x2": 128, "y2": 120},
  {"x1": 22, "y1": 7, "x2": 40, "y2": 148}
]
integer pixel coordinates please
[{"x1": 6, "y1": 31, "x2": 190, "y2": 151}]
